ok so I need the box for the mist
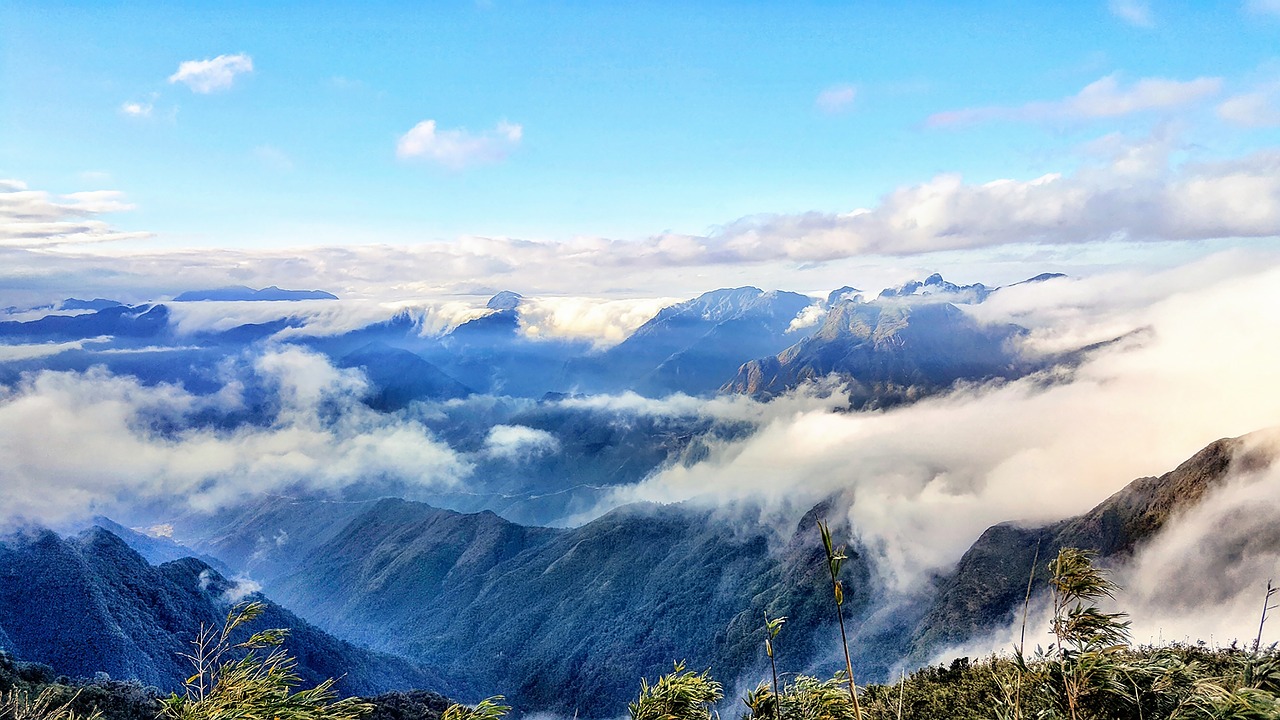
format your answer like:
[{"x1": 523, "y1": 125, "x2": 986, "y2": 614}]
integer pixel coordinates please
[
  {"x1": 0, "y1": 345, "x2": 471, "y2": 528},
  {"x1": 600, "y1": 251, "x2": 1280, "y2": 595}
]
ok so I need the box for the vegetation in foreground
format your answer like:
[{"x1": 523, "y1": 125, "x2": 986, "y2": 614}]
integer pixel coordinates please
[
  {"x1": 465, "y1": 544, "x2": 1280, "y2": 720},
  {"x1": 2, "y1": 536, "x2": 1277, "y2": 720}
]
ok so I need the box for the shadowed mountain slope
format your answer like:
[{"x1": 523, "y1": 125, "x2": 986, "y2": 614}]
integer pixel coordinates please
[
  {"x1": 266, "y1": 498, "x2": 869, "y2": 718},
  {"x1": 0, "y1": 526, "x2": 451, "y2": 697}
]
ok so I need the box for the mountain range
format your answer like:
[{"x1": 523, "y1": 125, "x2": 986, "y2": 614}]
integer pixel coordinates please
[
  {"x1": 0, "y1": 274, "x2": 1061, "y2": 405},
  {"x1": 76, "y1": 431, "x2": 1266, "y2": 715},
  {"x1": 0, "y1": 423, "x2": 1272, "y2": 716}
]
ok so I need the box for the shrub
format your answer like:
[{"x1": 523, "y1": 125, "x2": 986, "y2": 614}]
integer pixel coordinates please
[{"x1": 159, "y1": 601, "x2": 373, "y2": 720}]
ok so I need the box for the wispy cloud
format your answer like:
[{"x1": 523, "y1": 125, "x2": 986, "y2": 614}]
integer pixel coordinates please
[
  {"x1": 396, "y1": 119, "x2": 523, "y2": 168},
  {"x1": 0, "y1": 180, "x2": 152, "y2": 248},
  {"x1": 927, "y1": 74, "x2": 1221, "y2": 127},
  {"x1": 1245, "y1": 0, "x2": 1280, "y2": 17},
  {"x1": 120, "y1": 101, "x2": 153, "y2": 118},
  {"x1": 1109, "y1": 0, "x2": 1154, "y2": 27},
  {"x1": 1217, "y1": 82, "x2": 1280, "y2": 127},
  {"x1": 169, "y1": 53, "x2": 254, "y2": 94},
  {"x1": 815, "y1": 84, "x2": 857, "y2": 114}
]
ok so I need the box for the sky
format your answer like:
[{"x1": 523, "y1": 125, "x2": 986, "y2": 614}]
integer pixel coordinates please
[{"x1": 3, "y1": 0, "x2": 1280, "y2": 304}]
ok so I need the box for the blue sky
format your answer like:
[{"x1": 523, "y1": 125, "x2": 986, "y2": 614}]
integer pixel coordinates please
[{"x1": 2, "y1": 1, "x2": 1280, "y2": 300}]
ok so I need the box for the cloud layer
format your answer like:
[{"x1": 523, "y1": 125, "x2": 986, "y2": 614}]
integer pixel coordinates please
[
  {"x1": 0, "y1": 180, "x2": 151, "y2": 248},
  {"x1": 0, "y1": 346, "x2": 469, "y2": 527}
]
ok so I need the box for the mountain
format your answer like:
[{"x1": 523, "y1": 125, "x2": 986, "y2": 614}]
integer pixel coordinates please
[
  {"x1": 0, "y1": 304, "x2": 170, "y2": 342},
  {"x1": 338, "y1": 343, "x2": 472, "y2": 410},
  {"x1": 252, "y1": 498, "x2": 869, "y2": 718},
  {"x1": 0, "y1": 526, "x2": 452, "y2": 697},
  {"x1": 568, "y1": 287, "x2": 818, "y2": 396},
  {"x1": 87, "y1": 517, "x2": 232, "y2": 575},
  {"x1": 725, "y1": 297, "x2": 1029, "y2": 405},
  {"x1": 173, "y1": 286, "x2": 339, "y2": 302},
  {"x1": 877, "y1": 273, "x2": 993, "y2": 302},
  {"x1": 908, "y1": 431, "x2": 1278, "y2": 659},
  {"x1": 60, "y1": 298, "x2": 124, "y2": 311}
]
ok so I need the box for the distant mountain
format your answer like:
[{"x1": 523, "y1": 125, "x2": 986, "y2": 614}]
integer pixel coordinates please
[
  {"x1": 339, "y1": 343, "x2": 472, "y2": 410},
  {"x1": 416, "y1": 293, "x2": 591, "y2": 397},
  {"x1": 60, "y1": 298, "x2": 124, "y2": 311},
  {"x1": 726, "y1": 297, "x2": 1030, "y2": 406},
  {"x1": 908, "y1": 431, "x2": 1277, "y2": 659},
  {"x1": 1009, "y1": 272, "x2": 1067, "y2": 286},
  {"x1": 877, "y1": 273, "x2": 993, "y2": 302},
  {"x1": 88, "y1": 517, "x2": 232, "y2": 575},
  {"x1": 569, "y1": 287, "x2": 817, "y2": 396},
  {"x1": 242, "y1": 498, "x2": 868, "y2": 718},
  {"x1": 0, "y1": 526, "x2": 451, "y2": 697},
  {"x1": 0, "y1": 304, "x2": 170, "y2": 342},
  {"x1": 173, "y1": 286, "x2": 339, "y2": 302}
]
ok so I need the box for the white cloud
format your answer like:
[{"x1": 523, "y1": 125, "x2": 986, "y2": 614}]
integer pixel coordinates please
[
  {"x1": 168, "y1": 53, "x2": 254, "y2": 94},
  {"x1": 396, "y1": 119, "x2": 523, "y2": 168},
  {"x1": 1217, "y1": 82, "x2": 1280, "y2": 127},
  {"x1": 0, "y1": 337, "x2": 108, "y2": 361},
  {"x1": 120, "y1": 101, "x2": 153, "y2": 118},
  {"x1": 3, "y1": 135, "x2": 1280, "y2": 307},
  {"x1": 927, "y1": 74, "x2": 1221, "y2": 127},
  {"x1": 785, "y1": 305, "x2": 825, "y2": 333},
  {"x1": 517, "y1": 296, "x2": 681, "y2": 348},
  {"x1": 0, "y1": 347, "x2": 471, "y2": 526},
  {"x1": 816, "y1": 84, "x2": 857, "y2": 114},
  {"x1": 0, "y1": 180, "x2": 151, "y2": 248},
  {"x1": 1109, "y1": 0, "x2": 1154, "y2": 27},
  {"x1": 484, "y1": 424, "x2": 560, "y2": 460}
]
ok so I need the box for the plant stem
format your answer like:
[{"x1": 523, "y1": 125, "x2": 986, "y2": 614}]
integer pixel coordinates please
[
  {"x1": 1254, "y1": 579, "x2": 1276, "y2": 654},
  {"x1": 1014, "y1": 538, "x2": 1041, "y2": 720},
  {"x1": 769, "y1": 652, "x2": 779, "y2": 720},
  {"x1": 896, "y1": 668, "x2": 905, "y2": 720},
  {"x1": 834, "y1": 599, "x2": 862, "y2": 720}
]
